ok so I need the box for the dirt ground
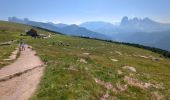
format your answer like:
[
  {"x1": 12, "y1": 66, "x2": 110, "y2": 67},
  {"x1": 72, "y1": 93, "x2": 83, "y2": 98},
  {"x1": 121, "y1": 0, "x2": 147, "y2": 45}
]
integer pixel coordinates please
[{"x1": 0, "y1": 45, "x2": 44, "y2": 100}]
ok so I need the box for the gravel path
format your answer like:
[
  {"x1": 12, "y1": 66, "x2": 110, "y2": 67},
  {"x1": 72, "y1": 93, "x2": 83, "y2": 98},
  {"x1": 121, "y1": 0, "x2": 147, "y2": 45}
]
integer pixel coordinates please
[{"x1": 0, "y1": 45, "x2": 44, "y2": 100}]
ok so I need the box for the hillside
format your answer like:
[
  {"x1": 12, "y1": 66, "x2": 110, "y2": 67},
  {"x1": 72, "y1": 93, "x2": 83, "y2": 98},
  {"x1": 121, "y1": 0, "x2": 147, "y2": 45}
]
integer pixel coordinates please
[
  {"x1": 0, "y1": 21, "x2": 170, "y2": 100},
  {"x1": 8, "y1": 17, "x2": 110, "y2": 40},
  {"x1": 8, "y1": 17, "x2": 170, "y2": 51}
]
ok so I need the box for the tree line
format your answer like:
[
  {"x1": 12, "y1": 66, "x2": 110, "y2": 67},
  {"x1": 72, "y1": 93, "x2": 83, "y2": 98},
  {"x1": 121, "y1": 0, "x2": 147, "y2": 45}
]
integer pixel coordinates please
[{"x1": 80, "y1": 36, "x2": 170, "y2": 58}]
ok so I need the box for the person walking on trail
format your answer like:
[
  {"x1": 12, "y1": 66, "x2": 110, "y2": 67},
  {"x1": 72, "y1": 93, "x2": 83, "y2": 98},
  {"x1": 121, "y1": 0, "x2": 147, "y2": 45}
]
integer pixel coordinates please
[{"x1": 19, "y1": 39, "x2": 25, "y2": 51}]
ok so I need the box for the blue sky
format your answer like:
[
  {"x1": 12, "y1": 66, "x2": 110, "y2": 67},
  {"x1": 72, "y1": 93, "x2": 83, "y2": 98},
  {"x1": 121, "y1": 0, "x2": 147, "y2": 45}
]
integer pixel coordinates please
[{"x1": 0, "y1": 0, "x2": 170, "y2": 24}]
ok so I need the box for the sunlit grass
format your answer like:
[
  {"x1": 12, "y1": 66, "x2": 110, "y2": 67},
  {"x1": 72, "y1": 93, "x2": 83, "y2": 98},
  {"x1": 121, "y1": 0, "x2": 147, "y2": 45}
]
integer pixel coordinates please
[
  {"x1": 28, "y1": 35, "x2": 170, "y2": 100},
  {"x1": 0, "y1": 21, "x2": 170, "y2": 99}
]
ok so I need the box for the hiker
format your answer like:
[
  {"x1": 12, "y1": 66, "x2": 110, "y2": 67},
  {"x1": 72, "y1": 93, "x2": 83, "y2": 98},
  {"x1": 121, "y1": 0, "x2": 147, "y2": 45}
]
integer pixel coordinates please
[{"x1": 19, "y1": 39, "x2": 25, "y2": 51}]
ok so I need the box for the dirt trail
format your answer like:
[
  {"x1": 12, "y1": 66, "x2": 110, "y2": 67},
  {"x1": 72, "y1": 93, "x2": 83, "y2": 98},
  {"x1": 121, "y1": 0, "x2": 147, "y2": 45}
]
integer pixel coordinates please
[{"x1": 0, "y1": 45, "x2": 44, "y2": 100}]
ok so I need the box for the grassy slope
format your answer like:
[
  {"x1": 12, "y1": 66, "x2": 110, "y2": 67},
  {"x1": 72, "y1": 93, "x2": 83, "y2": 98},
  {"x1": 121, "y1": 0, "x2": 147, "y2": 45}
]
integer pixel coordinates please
[
  {"x1": 0, "y1": 21, "x2": 49, "y2": 68},
  {"x1": 0, "y1": 44, "x2": 17, "y2": 68},
  {"x1": 28, "y1": 35, "x2": 170, "y2": 100},
  {"x1": 0, "y1": 21, "x2": 170, "y2": 99},
  {"x1": 0, "y1": 21, "x2": 22, "y2": 68}
]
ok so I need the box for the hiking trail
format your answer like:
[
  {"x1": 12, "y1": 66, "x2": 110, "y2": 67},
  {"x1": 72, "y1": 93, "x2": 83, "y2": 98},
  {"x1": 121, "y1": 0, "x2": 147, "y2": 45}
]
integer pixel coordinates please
[{"x1": 0, "y1": 45, "x2": 44, "y2": 100}]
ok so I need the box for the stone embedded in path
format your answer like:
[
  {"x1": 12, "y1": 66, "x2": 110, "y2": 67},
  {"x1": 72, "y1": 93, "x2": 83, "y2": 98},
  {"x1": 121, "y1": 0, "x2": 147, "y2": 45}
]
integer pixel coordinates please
[{"x1": 27, "y1": 46, "x2": 33, "y2": 49}]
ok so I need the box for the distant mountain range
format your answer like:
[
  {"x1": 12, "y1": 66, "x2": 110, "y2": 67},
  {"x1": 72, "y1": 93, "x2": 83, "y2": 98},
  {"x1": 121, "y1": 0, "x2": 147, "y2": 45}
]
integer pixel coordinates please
[
  {"x1": 80, "y1": 16, "x2": 170, "y2": 33},
  {"x1": 8, "y1": 16, "x2": 170, "y2": 51},
  {"x1": 80, "y1": 17, "x2": 170, "y2": 51},
  {"x1": 8, "y1": 17, "x2": 110, "y2": 40},
  {"x1": 119, "y1": 16, "x2": 170, "y2": 32}
]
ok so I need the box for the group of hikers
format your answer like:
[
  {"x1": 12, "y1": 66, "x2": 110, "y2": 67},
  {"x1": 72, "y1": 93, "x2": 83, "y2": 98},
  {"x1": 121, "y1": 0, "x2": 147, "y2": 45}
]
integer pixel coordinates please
[{"x1": 19, "y1": 39, "x2": 25, "y2": 51}]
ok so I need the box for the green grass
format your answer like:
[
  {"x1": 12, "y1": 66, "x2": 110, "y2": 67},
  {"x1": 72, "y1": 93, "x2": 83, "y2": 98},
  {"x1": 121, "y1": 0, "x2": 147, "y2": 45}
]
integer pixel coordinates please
[
  {"x1": 0, "y1": 24, "x2": 20, "y2": 68},
  {"x1": 0, "y1": 20, "x2": 53, "y2": 68},
  {"x1": 0, "y1": 21, "x2": 170, "y2": 99},
  {"x1": 27, "y1": 35, "x2": 170, "y2": 100},
  {"x1": 0, "y1": 44, "x2": 17, "y2": 68}
]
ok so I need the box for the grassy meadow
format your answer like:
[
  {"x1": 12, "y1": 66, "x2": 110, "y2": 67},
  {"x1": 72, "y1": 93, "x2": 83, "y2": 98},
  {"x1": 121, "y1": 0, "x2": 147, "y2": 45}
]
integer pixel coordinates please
[{"x1": 0, "y1": 21, "x2": 170, "y2": 99}]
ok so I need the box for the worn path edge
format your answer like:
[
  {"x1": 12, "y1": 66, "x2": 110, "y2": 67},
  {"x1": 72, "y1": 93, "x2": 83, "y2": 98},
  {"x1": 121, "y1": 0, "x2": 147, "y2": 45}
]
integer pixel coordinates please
[{"x1": 0, "y1": 45, "x2": 44, "y2": 100}]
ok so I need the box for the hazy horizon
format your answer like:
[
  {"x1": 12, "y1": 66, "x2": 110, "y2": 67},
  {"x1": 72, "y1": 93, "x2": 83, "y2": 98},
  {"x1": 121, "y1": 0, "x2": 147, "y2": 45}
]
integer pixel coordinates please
[
  {"x1": 1, "y1": 0, "x2": 170, "y2": 24},
  {"x1": 5, "y1": 16, "x2": 170, "y2": 25}
]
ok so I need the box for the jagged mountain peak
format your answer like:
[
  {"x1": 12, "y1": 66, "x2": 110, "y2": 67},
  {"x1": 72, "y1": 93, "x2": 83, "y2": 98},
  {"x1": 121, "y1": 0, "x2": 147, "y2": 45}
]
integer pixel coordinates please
[{"x1": 120, "y1": 16, "x2": 157, "y2": 25}]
